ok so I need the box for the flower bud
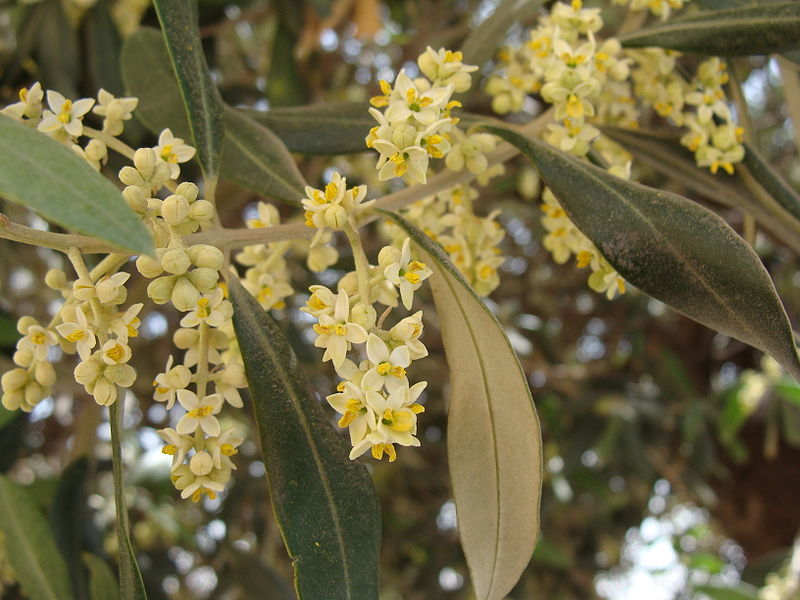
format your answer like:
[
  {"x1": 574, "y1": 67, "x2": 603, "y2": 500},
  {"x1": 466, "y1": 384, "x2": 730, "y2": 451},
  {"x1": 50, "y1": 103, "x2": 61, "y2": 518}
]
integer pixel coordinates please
[
  {"x1": 417, "y1": 51, "x2": 437, "y2": 81},
  {"x1": 2, "y1": 391, "x2": 23, "y2": 411},
  {"x1": 136, "y1": 254, "x2": 164, "y2": 279},
  {"x1": 391, "y1": 123, "x2": 418, "y2": 150},
  {"x1": 173, "y1": 328, "x2": 198, "y2": 349},
  {"x1": 2, "y1": 368, "x2": 29, "y2": 393},
  {"x1": 337, "y1": 271, "x2": 358, "y2": 295},
  {"x1": 34, "y1": 362, "x2": 56, "y2": 387},
  {"x1": 210, "y1": 328, "x2": 230, "y2": 349},
  {"x1": 190, "y1": 451, "x2": 214, "y2": 476},
  {"x1": 147, "y1": 275, "x2": 176, "y2": 304},
  {"x1": 351, "y1": 302, "x2": 377, "y2": 330},
  {"x1": 161, "y1": 194, "x2": 190, "y2": 226},
  {"x1": 45, "y1": 269, "x2": 67, "y2": 290},
  {"x1": 307, "y1": 245, "x2": 338, "y2": 272},
  {"x1": 24, "y1": 381, "x2": 46, "y2": 408},
  {"x1": 167, "y1": 364, "x2": 192, "y2": 389},
  {"x1": 85, "y1": 139, "x2": 107, "y2": 162},
  {"x1": 118, "y1": 166, "x2": 144, "y2": 187},
  {"x1": 171, "y1": 277, "x2": 200, "y2": 312},
  {"x1": 175, "y1": 182, "x2": 199, "y2": 202},
  {"x1": 161, "y1": 249, "x2": 191, "y2": 275},
  {"x1": 450, "y1": 71, "x2": 472, "y2": 94},
  {"x1": 133, "y1": 148, "x2": 157, "y2": 179},
  {"x1": 324, "y1": 205, "x2": 348, "y2": 230},
  {"x1": 187, "y1": 245, "x2": 224, "y2": 270},
  {"x1": 377, "y1": 246, "x2": 401, "y2": 268},
  {"x1": 188, "y1": 268, "x2": 219, "y2": 293},
  {"x1": 13, "y1": 349, "x2": 34, "y2": 368},
  {"x1": 189, "y1": 200, "x2": 215, "y2": 222},
  {"x1": 92, "y1": 379, "x2": 117, "y2": 406},
  {"x1": 490, "y1": 94, "x2": 512, "y2": 115},
  {"x1": 123, "y1": 186, "x2": 148, "y2": 213}
]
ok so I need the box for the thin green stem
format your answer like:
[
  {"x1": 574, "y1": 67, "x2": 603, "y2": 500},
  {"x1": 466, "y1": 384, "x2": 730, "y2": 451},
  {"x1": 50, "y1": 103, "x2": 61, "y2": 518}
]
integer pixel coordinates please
[
  {"x1": 195, "y1": 321, "x2": 210, "y2": 398},
  {"x1": 343, "y1": 222, "x2": 372, "y2": 306},
  {"x1": 83, "y1": 126, "x2": 137, "y2": 160}
]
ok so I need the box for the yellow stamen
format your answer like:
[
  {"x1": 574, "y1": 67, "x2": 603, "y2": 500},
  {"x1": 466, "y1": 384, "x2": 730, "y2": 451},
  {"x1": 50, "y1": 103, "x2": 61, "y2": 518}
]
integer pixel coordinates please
[
  {"x1": 32, "y1": 332, "x2": 46, "y2": 344},
  {"x1": 188, "y1": 405, "x2": 213, "y2": 418},
  {"x1": 65, "y1": 330, "x2": 85, "y2": 343},
  {"x1": 105, "y1": 344, "x2": 124, "y2": 362},
  {"x1": 376, "y1": 362, "x2": 392, "y2": 376},
  {"x1": 576, "y1": 250, "x2": 593, "y2": 268},
  {"x1": 221, "y1": 443, "x2": 237, "y2": 456},
  {"x1": 162, "y1": 444, "x2": 177, "y2": 455},
  {"x1": 334, "y1": 324, "x2": 347, "y2": 336}
]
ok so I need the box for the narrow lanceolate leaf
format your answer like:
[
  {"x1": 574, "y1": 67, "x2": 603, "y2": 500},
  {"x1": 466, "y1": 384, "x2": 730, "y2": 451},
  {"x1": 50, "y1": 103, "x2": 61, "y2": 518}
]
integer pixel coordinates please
[
  {"x1": 229, "y1": 277, "x2": 381, "y2": 600},
  {"x1": 83, "y1": 554, "x2": 120, "y2": 600},
  {"x1": 122, "y1": 29, "x2": 304, "y2": 204},
  {"x1": 382, "y1": 210, "x2": 542, "y2": 600},
  {"x1": 740, "y1": 143, "x2": 800, "y2": 224},
  {"x1": 600, "y1": 126, "x2": 800, "y2": 253},
  {"x1": 460, "y1": 0, "x2": 543, "y2": 71},
  {"x1": 488, "y1": 126, "x2": 800, "y2": 382},
  {"x1": 240, "y1": 103, "x2": 373, "y2": 155},
  {"x1": 618, "y1": 2, "x2": 800, "y2": 56},
  {"x1": 0, "y1": 115, "x2": 153, "y2": 255},
  {"x1": 0, "y1": 474, "x2": 75, "y2": 600},
  {"x1": 152, "y1": 0, "x2": 223, "y2": 179},
  {"x1": 51, "y1": 458, "x2": 91, "y2": 600},
  {"x1": 221, "y1": 108, "x2": 306, "y2": 205}
]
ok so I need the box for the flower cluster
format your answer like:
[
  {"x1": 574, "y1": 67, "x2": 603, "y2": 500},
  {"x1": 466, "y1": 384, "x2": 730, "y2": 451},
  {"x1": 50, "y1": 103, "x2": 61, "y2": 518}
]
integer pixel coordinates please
[
  {"x1": 2, "y1": 82, "x2": 138, "y2": 172},
  {"x1": 366, "y1": 47, "x2": 477, "y2": 184},
  {"x1": 1, "y1": 316, "x2": 58, "y2": 411},
  {"x1": 612, "y1": 0, "x2": 688, "y2": 20},
  {"x1": 305, "y1": 236, "x2": 432, "y2": 462}
]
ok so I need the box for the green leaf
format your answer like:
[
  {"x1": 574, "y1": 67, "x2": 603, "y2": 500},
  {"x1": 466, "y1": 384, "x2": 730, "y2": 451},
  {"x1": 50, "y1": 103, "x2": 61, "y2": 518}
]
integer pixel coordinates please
[
  {"x1": 34, "y1": 0, "x2": 79, "y2": 98},
  {"x1": 740, "y1": 143, "x2": 800, "y2": 223},
  {"x1": 0, "y1": 312, "x2": 20, "y2": 346},
  {"x1": 240, "y1": 103, "x2": 373, "y2": 155},
  {"x1": 109, "y1": 402, "x2": 147, "y2": 600},
  {"x1": 600, "y1": 127, "x2": 800, "y2": 253},
  {"x1": 0, "y1": 411, "x2": 26, "y2": 470},
  {"x1": 488, "y1": 125, "x2": 800, "y2": 382},
  {"x1": 0, "y1": 474, "x2": 75, "y2": 600},
  {"x1": 83, "y1": 554, "x2": 120, "y2": 600},
  {"x1": 460, "y1": 0, "x2": 543, "y2": 71},
  {"x1": 153, "y1": 0, "x2": 224, "y2": 179},
  {"x1": 85, "y1": 0, "x2": 126, "y2": 97},
  {"x1": 382, "y1": 211, "x2": 542, "y2": 600},
  {"x1": 266, "y1": 22, "x2": 308, "y2": 108},
  {"x1": 122, "y1": 29, "x2": 305, "y2": 204},
  {"x1": 0, "y1": 115, "x2": 154, "y2": 255},
  {"x1": 618, "y1": 2, "x2": 800, "y2": 56},
  {"x1": 51, "y1": 458, "x2": 91, "y2": 600},
  {"x1": 228, "y1": 277, "x2": 381, "y2": 600},
  {"x1": 221, "y1": 107, "x2": 307, "y2": 205}
]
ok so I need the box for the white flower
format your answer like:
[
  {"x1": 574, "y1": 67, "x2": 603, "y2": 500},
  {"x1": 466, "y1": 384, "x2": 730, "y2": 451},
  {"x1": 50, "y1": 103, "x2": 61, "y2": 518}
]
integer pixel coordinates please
[
  {"x1": 302, "y1": 285, "x2": 337, "y2": 317},
  {"x1": 180, "y1": 289, "x2": 232, "y2": 327},
  {"x1": 384, "y1": 70, "x2": 453, "y2": 125},
  {"x1": 18, "y1": 323, "x2": 57, "y2": 362},
  {"x1": 94, "y1": 272, "x2": 130, "y2": 304},
  {"x1": 312, "y1": 290, "x2": 369, "y2": 367},
  {"x1": 389, "y1": 311, "x2": 428, "y2": 360},
  {"x1": 153, "y1": 355, "x2": 191, "y2": 409},
  {"x1": 92, "y1": 89, "x2": 138, "y2": 135},
  {"x1": 2, "y1": 82, "x2": 43, "y2": 121},
  {"x1": 157, "y1": 427, "x2": 194, "y2": 468},
  {"x1": 37, "y1": 90, "x2": 94, "y2": 139},
  {"x1": 372, "y1": 140, "x2": 430, "y2": 184},
  {"x1": 362, "y1": 334, "x2": 411, "y2": 393},
  {"x1": 100, "y1": 339, "x2": 132, "y2": 365},
  {"x1": 383, "y1": 238, "x2": 432, "y2": 309},
  {"x1": 154, "y1": 129, "x2": 196, "y2": 178},
  {"x1": 214, "y1": 362, "x2": 246, "y2": 408},
  {"x1": 56, "y1": 308, "x2": 96, "y2": 360},
  {"x1": 326, "y1": 382, "x2": 374, "y2": 445},
  {"x1": 172, "y1": 462, "x2": 231, "y2": 502},
  {"x1": 206, "y1": 428, "x2": 244, "y2": 469},
  {"x1": 110, "y1": 303, "x2": 143, "y2": 343},
  {"x1": 176, "y1": 390, "x2": 224, "y2": 436}
]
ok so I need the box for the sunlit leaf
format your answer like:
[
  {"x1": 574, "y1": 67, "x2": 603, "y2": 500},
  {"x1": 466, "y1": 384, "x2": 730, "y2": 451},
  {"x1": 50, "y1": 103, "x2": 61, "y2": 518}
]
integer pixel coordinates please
[
  {"x1": 488, "y1": 125, "x2": 800, "y2": 382},
  {"x1": 618, "y1": 2, "x2": 800, "y2": 56},
  {"x1": 0, "y1": 115, "x2": 154, "y2": 255},
  {"x1": 382, "y1": 210, "x2": 542, "y2": 600},
  {"x1": 153, "y1": 0, "x2": 224, "y2": 179},
  {"x1": 229, "y1": 277, "x2": 381, "y2": 600},
  {"x1": 0, "y1": 474, "x2": 75, "y2": 600}
]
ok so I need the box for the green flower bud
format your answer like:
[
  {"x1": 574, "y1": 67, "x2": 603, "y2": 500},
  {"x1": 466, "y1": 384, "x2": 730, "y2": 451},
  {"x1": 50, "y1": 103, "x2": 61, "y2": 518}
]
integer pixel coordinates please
[
  {"x1": 188, "y1": 267, "x2": 219, "y2": 293},
  {"x1": 171, "y1": 276, "x2": 200, "y2": 312},
  {"x1": 147, "y1": 275, "x2": 176, "y2": 304},
  {"x1": 136, "y1": 254, "x2": 164, "y2": 279},
  {"x1": 161, "y1": 249, "x2": 191, "y2": 275},
  {"x1": 187, "y1": 244, "x2": 224, "y2": 270},
  {"x1": 324, "y1": 204, "x2": 348, "y2": 230},
  {"x1": 2, "y1": 391, "x2": 23, "y2": 411},
  {"x1": 173, "y1": 327, "x2": 198, "y2": 349},
  {"x1": 123, "y1": 186, "x2": 148, "y2": 213}
]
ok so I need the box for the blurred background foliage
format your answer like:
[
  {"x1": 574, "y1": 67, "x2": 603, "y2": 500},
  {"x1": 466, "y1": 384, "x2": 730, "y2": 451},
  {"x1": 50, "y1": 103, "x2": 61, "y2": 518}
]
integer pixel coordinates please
[{"x1": 1, "y1": 0, "x2": 800, "y2": 598}]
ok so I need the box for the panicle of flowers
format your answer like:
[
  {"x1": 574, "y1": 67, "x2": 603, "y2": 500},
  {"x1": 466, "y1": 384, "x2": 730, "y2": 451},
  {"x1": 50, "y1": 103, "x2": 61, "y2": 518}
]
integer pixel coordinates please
[
  {"x1": 611, "y1": 0, "x2": 689, "y2": 21},
  {"x1": 2, "y1": 82, "x2": 138, "y2": 173},
  {"x1": 304, "y1": 233, "x2": 432, "y2": 463},
  {"x1": 366, "y1": 47, "x2": 478, "y2": 184}
]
